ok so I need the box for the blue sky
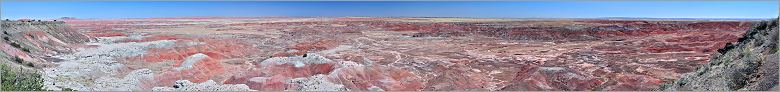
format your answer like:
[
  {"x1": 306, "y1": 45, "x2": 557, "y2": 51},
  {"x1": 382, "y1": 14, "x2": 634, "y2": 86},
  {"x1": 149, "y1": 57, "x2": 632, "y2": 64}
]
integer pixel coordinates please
[{"x1": 1, "y1": 1, "x2": 777, "y2": 19}]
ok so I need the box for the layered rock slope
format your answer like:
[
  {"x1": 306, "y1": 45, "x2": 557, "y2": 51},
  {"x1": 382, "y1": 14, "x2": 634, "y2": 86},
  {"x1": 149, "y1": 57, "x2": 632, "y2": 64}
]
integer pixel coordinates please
[
  {"x1": 663, "y1": 19, "x2": 779, "y2": 91},
  {"x1": 1, "y1": 20, "x2": 92, "y2": 91},
  {"x1": 1, "y1": 20, "x2": 92, "y2": 69}
]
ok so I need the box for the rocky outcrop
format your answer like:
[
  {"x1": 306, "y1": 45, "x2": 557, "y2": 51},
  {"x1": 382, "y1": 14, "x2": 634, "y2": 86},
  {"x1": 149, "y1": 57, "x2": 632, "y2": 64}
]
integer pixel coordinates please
[
  {"x1": 152, "y1": 80, "x2": 255, "y2": 91},
  {"x1": 286, "y1": 74, "x2": 347, "y2": 91},
  {"x1": 662, "y1": 19, "x2": 778, "y2": 91}
]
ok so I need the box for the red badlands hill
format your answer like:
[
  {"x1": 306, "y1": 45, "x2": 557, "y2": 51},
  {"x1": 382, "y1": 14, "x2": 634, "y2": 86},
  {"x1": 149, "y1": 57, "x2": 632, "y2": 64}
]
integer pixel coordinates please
[{"x1": 6, "y1": 18, "x2": 757, "y2": 91}]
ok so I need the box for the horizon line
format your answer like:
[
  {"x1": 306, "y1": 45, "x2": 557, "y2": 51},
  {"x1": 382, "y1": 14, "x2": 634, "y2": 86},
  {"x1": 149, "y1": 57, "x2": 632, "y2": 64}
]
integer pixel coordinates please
[{"x1": 3, "y1": 16, "x2": 777, "y2": 20}]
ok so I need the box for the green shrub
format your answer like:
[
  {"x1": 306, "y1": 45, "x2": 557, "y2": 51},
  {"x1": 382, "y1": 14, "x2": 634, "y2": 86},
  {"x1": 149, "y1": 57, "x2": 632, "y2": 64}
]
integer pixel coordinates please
[
  {"x1": 8, "y1": 42, "x2": 21, "y2": 49},
  {"x1": 61, "y1": 87, "x2": 76, "y2": 91},
  {"x1": 655, "y1": 81, "x2": 673, "y2": 91},
  {"x1": 25, "y1": 63, "x2": 34, "y2": 68},
  {"x1": 1, "y1": 64, "x2": 45, "y2": 91},
  {"x1": 13, "y1": 56, "x2": 23, "y2": 64},
  {"x1": 21, "y1": 48, "x2": 30, "y2": 53}
]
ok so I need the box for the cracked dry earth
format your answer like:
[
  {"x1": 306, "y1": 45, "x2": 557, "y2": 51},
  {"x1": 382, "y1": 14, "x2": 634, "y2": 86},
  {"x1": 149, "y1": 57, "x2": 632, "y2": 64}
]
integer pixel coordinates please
[{"x1": 43, "y1": 18, "x2": 753, "y2": 91}]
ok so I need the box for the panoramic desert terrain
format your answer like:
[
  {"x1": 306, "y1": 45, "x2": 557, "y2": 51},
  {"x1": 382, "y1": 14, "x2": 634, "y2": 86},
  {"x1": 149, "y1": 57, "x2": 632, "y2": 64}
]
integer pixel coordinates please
[{"x1": 3, "y1": 17, "x2": 775, "y2": 91}]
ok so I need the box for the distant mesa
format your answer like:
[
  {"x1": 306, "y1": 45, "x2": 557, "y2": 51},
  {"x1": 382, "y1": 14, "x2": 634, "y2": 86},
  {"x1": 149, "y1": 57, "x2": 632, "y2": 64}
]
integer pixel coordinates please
[
  {"x1": 4, "y1": 18, "x2": 68, "y2": 22},
  {"x1": 59, "y1": 17, "x2": 77, "y2": 20}
]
